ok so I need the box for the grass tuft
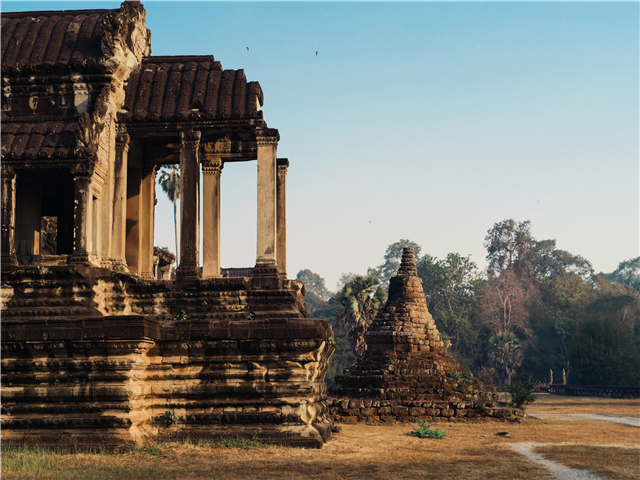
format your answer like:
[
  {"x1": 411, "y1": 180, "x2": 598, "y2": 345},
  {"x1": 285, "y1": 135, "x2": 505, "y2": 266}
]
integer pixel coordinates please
[{"x1": 413, "y1": 418, "x2": 447, "y2": 439}]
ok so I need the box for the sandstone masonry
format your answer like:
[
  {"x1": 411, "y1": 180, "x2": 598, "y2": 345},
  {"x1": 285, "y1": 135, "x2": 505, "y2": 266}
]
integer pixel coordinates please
[
  {"x1": 328, "y1": 248, "x2": 521, "y2": 423},
  {"x1": 1, "y1": 2, "x2": 334, "y2": 448}
]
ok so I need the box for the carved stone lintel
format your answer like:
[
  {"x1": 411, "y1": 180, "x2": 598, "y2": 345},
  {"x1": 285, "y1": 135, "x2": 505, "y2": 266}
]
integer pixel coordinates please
[
  {"x1": 180, "y1": 130, "x2": 202, "y2": 148},
  {"x1": 202, "y1": 160, "x2": 223, "y2": 175},
  {"x1": 255, "y1": 134, "x2": 279, "y2": 148},
  {"x1": 277, "y1": 158, "x2": 289, "y2": 177}
]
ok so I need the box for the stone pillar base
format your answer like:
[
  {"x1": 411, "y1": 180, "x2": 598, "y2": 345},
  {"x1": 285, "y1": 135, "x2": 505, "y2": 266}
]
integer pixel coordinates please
[
  {"x1": 176, "y1": 263, "x2": 201, "y2": 289},
  {"x1": 110, "y1": 259, "x2": 129, "y2": 272},
  {"x1": 251, "y1": 261, "x2": 281, "y2": 290},
  {"x1": 100, "y1": 258, "x2": 113, "y2": 269}
]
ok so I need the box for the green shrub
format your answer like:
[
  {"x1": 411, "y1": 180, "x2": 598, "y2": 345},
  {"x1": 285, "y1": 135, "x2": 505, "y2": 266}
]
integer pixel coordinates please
[
  {"x1": 173, "y1": 310, "x2": 188, "y2": 322},
  {"x1": 413, "y1": 418, "x2": 447, "y2": 439},
  {"x1": 447, "y1": 371, "x2": 472, "y2": 391},
  {"x1": 163, "y1": 410, "x2": 178, "y2": 427},
  {"x1": 508, "y1": 380, "x2": 537, "y2": 409}
]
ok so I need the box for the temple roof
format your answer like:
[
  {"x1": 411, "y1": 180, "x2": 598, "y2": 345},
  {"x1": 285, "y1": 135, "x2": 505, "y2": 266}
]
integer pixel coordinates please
[
  {"x1": 1, "y1": 3, "x2": 271, "y2": 167},
  {"x1": 0, "y1": 10, "x2": 119, "y2": 72},
  {"x1": 119, "y1": 56, "x2": 264, "y2": 124},
  {"x1": 1, "y1": 121, "x2": 83, "y2": 162}
]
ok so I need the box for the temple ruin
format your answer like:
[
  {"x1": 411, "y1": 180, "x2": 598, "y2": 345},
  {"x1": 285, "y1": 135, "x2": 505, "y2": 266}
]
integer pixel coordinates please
[
  {"x1": 1, "y1": 2, "x2": 335, "y2": 448},
  {"x1": 327, "y1": 248, "x2": 517, "y2": 422}
]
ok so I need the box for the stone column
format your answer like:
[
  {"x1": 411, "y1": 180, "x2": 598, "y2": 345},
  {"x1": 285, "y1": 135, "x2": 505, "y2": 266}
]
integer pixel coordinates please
[
  {"x1": 70, "y1": 167, "x2": 91, "y2": 264},
  {"x1": 125, "y1": 166, "x2": 142, "y2": 275},
  {"x1": 176, "y1": 130, "x2": 201, "y2": 285},
  {"x1": 140, "y1": 163, "x2": 157, "y2": 279},
  {"x1": 1, "y1": 168, "x2": 18, "y2": 267},
  {"x1": 276, "y1": 158, "x2": 289, "y2": 279},
  {"x1": 252, "y1": 134, "x2": 279, "y2": 288},
  {"x1": 111, "y1": 133, "x2": 129, "y2": 271},
  {"x1": 202, "y1": 159, "x2": 223, "y2": 278}
]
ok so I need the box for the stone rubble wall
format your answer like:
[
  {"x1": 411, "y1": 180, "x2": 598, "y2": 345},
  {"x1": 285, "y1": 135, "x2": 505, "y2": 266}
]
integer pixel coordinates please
[
  {"x1": 548, "y1": 384, "x2": 640, "y2": 399},
  {"x1": 326, "y1": 397, "x2": 524, "y2": 423}
]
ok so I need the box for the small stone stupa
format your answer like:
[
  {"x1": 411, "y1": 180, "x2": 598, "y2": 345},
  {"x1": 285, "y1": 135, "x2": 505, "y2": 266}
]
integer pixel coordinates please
[{"x1": 329, "y1": 248, "x2": 512, "y2": 422}]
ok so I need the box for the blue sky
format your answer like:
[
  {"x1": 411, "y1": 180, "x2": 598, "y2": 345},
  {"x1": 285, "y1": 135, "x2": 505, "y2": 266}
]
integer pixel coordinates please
[{"x1": 5, "y1": 1, "x2": 638, "y2": 289}]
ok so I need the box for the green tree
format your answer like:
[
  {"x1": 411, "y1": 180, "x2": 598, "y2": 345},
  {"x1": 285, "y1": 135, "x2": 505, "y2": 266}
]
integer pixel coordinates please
[
  {"x1": 335, "y1": 274, "x2": 387, "y2": 357},
  {"x1": 371, "y1": 239, "x2": 422, "y2": 287},
  {"x1": 484, "y1": 219, "x2": 534, "y2": 277},
  {"x1": 417, "y1": 252, "x2": 484, "y2": 367},
  {"x1": 296, "y1": 269, "x2": 331, "y2": 314},
  {"x1": 540, "y1": 274, "x2": 594, "y2": 383},
  {"x1": 606, "y1": 257, "x2": 640, "y2": 291},
  {"x1": 568, "y1": 274, "x2": 640, "y2": 386},
  {"x1": 488, "y1": 332, "x2": 524, "y2": 384},
  {"x1": 157, "y1": 165, "x2": 180, "y2": 266},
  {"x1": 531, "y1": 239, "x2": 594, "y2": 282},
  {"x1": 479, "y1": 269, "x2": 532, "y2": 337},
  {"x1": 590, "y1": 274, "x2": 640, "y2": 346},
  {"x1": 570, "y1": 313, "x2": 640, "y2": 386}
]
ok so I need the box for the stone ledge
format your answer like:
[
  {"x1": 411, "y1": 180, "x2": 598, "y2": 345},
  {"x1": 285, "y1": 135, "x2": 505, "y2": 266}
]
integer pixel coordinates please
[
  {"x1": 1, "y1": 317, "x2": 334, "y2": 343},
  {"x1": 1, "y1": 316, "x2": 160, "y2": 342}
]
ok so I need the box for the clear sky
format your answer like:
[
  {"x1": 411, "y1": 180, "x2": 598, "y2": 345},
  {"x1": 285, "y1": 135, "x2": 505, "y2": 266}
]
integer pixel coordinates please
[{"x1": 5, "y1": 1, "x2": 639, "y2": 290}]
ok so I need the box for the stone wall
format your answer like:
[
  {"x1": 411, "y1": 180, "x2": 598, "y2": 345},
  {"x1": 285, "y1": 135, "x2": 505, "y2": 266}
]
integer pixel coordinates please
[
  {"x1": 548, "y1": 385, "x2": 640, "y2": 399},
  {"x1": 1, "y1": 267, "x2": 335, "y2": 449},
  {"x1": 327, "y1": 397, "x2": 523, "y2": 424}
]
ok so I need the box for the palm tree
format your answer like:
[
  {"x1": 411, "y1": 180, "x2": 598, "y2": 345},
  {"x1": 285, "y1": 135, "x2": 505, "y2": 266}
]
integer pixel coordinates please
[
  {"x1": 157, "y1": 165, "x2": 180, "y2": 266},
  {"x1": 335, "y1": 274, "x2": 387, "y2": 357},
  {"x1": 488, "y1": 332, "x2": 524, "y2": 385}
]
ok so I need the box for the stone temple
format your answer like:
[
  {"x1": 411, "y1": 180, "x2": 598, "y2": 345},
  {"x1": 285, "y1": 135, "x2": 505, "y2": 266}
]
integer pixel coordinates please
[
  {"x1": 1, "y1": 2, "x2": 335, "y2": 448},
  {"x1": 328, "y1": 248, "x2": 514, "y2": 422}
]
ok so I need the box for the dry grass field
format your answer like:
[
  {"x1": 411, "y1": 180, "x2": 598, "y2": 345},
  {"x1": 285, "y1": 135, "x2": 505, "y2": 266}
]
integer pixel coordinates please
[
  {"x1": 2, "y1": 394, "x2": 639, "y2": 480},
  {"x1": 535, "y1": 445, "x2": 640, "y2": 480},
  {"x1": 531, "y1": 393, "x2": 640, "y2": 417}
]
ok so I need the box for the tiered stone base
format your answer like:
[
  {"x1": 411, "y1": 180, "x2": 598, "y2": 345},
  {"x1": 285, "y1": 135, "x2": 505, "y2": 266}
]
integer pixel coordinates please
[{"x1": 1, "y1": 268, "x2": 335, "y2": 449}]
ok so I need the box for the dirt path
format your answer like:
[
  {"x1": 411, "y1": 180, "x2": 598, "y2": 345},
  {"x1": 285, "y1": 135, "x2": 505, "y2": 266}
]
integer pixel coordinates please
[{"x1": 511, "y1": 443, "x2": 604, "y2": 480}]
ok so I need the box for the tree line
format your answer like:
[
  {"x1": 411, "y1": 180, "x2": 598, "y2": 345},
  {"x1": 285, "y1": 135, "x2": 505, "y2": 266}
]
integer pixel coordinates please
[{"x1": 298, "y1": 219, "x2": 640, "y2": 387}]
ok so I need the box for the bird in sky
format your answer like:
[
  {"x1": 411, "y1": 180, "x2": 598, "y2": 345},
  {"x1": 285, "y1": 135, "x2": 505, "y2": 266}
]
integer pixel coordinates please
[
  {"x1": 246, "y1": 47, "x2": 249, "y2": 51},
  {"x1": 316, "y1": 51, "x2": 318, "y2": 56}
]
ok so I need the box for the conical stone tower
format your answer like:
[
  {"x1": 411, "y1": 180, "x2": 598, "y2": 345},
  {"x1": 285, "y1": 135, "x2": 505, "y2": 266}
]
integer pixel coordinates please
[{"x1": 328, "y1": 248, "x2": 512, "y2": 422}]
